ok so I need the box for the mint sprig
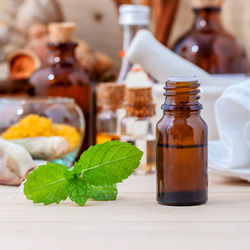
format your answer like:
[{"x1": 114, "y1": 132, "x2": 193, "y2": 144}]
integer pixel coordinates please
[{"x1": 24, "y1": 141, "x2": 143, "y2": 206}]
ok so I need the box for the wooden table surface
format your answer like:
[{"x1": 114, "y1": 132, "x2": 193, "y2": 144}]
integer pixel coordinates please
[{"x1": 0, "y1": 172, "x2": 250, "y2": 250}]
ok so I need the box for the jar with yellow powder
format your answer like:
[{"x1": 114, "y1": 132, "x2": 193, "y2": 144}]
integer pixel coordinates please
[{"x1": 0, "y1": 97, "x2": 84, "y2": 166}]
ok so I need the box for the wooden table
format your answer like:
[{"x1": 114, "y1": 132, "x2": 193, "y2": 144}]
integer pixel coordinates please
[{"x1": 0, "y1": 173, "x2": 250, "y2": 250}]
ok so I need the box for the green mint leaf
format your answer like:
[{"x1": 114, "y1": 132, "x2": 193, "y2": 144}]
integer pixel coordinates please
[
  {"x1": 75, "y1": 141, "x2": 143, "y2": 186},
  {"x1": 89, "y1": 184, "x2": 118, "y2": 201},
  {"x1": 66, "y1": 178, "x2": 88, "y2": 206},
  {"x1": 64, "y1": 167, "x2": 75, "y2": 180},
  {"x1": 24, "y1": 163, "x2": 68, "y2": 205}
]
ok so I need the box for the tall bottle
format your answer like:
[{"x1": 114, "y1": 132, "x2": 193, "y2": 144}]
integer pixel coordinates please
[
  {"x1": 172, "y1": 0, "x2": 248, "y2": 74},
  {"x1": 156, "y1": 76, "x2": 208, "y2": 206},
  {"x1": 29, "y1": 22, "x2": 95, "y2": 153},
  {"x1": 117, "y1": 5, "x2": 150, "y2": 83}
]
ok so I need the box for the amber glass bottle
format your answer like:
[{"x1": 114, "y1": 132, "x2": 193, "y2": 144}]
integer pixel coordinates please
[
  {"x1": 29, "y1": 23, "x2": 95, "y2": 153},
  {"x1": 172, "y1": 0, "x2": 248, "y2": 74},
  {"x1": 156, "y1": 76, "x2": 208, "y2": 206}
]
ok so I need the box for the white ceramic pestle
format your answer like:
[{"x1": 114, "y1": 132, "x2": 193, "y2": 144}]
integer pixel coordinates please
[{"x1": 126, "y1": 29, "x2": 215, "y2": 85}]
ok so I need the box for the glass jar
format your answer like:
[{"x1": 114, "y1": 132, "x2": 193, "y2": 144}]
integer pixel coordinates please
[
  {"x1": 156, "y1": 76, "x2": 208, "y2": 206},
  {"x1": 29, "y1": 22, "x2": 95, "y2": 154},
  {"x1": 121, "y1": 86, "x2": 155, "y2": 174},
  {"x1": 96, "y1": 83, "x2": 125, "y2": 144},
  {"x1": 172, "y1": 0, "x2": 248, "y2": 74},
  {"x1": 0, "y1": 97, "x2": 84, "y2": 167}
]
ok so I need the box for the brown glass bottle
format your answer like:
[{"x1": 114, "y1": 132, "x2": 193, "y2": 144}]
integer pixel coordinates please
[
  {"x1": 29, "y1": 23, "x2": 95, "y2": 153},
  {"x1": 172, "y1": 1, "x2": 248, "y2": 74},
  {"x1": 156, "y1": 76, "x2": 208, "y2": 206}
]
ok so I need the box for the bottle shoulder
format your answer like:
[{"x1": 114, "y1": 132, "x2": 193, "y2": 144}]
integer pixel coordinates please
[
  {"x1": 156, "y1": 113, "x2": 207, "y2": 144},
  {"x1": 157, "y1": 113, "x2": 207, "y2": 132},
  {"x1": 172, "y1": 29, "x2": 248, "y2": 74},
  {"x1": 173, "y1": 29, "x2": 246, "y2": 52},
  {"x1": 30, "y1": 64, "x2": 93, "y2": 86},
  {"x1": 97, "y1": 110, "x2": 118, "y2": 120},
  {"x1": 121, "y1": 116, "x2": 154, "y2": 136},
  {"x1": 121, "y1": 116, "x2": 154, "y2": 124}
]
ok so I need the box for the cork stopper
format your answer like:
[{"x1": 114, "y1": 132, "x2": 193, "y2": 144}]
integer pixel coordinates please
[
  {"x1": 193, "y1": 0, "x2": 224, "y2": 8},
  {"x1": 48, "y1": 22, "x2": 76, "y2": 43},
  {"x1": 125, "y1": 86, "x2": 154, "y2": 117},
  {"x1": 98, "y1": 83, "x2": 125, "y2": 110}
]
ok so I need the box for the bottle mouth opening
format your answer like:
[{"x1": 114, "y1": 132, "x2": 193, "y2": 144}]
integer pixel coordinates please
[
  {"x1": 168, "y1": 76, "x2": 198, "y2": 82},
  {"x1": 164, "y1": 77, "x2": 200, "y2": 95},
  {"x1": 162, "y1": 76, "x2": 202, "y2": 111}
]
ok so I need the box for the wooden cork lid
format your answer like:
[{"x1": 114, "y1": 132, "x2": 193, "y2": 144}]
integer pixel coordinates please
[
  {"x1": 193, "y1": 0, "x2": 224, "y2": 8},
  {"x1": 98, "y1": 83, "x2": 125, "y2": 110},
  {"x1": 125, "y1": 86, "x2": 154, "y2": 117},
  {"x1": 125, "y1": 86, "x2": 153, "y2": 105},
  {"x1": 48, "y1": 22, "x2": 76, "y2": 43}
]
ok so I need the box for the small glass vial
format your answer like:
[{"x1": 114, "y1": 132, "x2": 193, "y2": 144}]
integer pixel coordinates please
[
  {"x1": 121, "y1": 86, "x2": 155, "y2": 174},
  {"x1": 96, "y1": 83, "x2": 125, "y2": 144},
  {"x1": 156, "y1": 76, "x2": 208, "y2": 206}
]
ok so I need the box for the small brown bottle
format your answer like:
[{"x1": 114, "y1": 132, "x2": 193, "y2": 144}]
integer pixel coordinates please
[
  {"x1": 29, "y1": 22, "x2": 95, "y2": 153},
  {"x1": 172, "y1": 0, "x2": 248, "y2": 74},
  {"x1": 156, "y1": 76, "x2": 208, "y2": 206}
]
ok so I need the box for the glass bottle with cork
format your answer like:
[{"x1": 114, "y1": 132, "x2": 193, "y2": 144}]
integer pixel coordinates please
[
  {"x1": 96, "y1": 83, "x2": 125, "y2": 144},
  {"x1": 29, "y1": 22, "x2": 95, "y2": 153},
  {"x1": 156, "y1": 76, "x2": 208, "y2": 206},
  {"x1": 117, "y1": 5, "x2": 151, "y2": 83},
  {"x1": 121, "y1": 86, "x2": 155, "y2": 174},
  {"x1": 172, "y1": 0, "x2": 248, "y2": 74}
]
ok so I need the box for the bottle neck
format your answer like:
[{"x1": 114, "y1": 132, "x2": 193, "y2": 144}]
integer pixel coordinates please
[
  {"x1": 101, "y1": 104, "x2": 121, "y2": 112},
  {"x1": 47, "y1": 42, "x2": 77, "y2": 65},
  {"x1": 192, "y1": 7, "x2": 223, "y2": 32},
  {"x1": 117, "y1": 24, "x2": 148, "y2": 83},
  {"x1": 164, "y1": 110, "x2": 201, "y2": 118},
  {"x1": 162, "y1": 80, "x2": 202, "y2": 112},
  {"x1": 121, "y1": 25, "x2": 148, "y2": 53}
]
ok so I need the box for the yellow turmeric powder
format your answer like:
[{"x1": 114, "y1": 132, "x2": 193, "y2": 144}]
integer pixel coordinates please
[{"x1": 1, "y1": 114, "x2": 80, "y2": 151}]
